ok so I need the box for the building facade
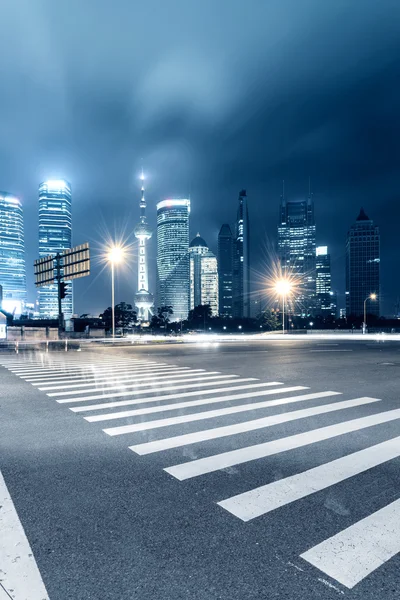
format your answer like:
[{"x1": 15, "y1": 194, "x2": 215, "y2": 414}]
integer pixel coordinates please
[
  {"x1": 346, "y1": 208, "x2": 380, "y2": 317},
  {"x1": 315, "y1": 246, "x2": 333, "y2": 315},
  {"x1": 278, "y1": 192, "x2": 316, "y2": 316},
  {"x1": 134, "y1": 173, "x2": 153, "y2": 321},
  {"x1": 217, "y1": 224, "x2": 233, "y2": 318},
  {"x1": 38, "y1": 180, "x2": 73, "y2": 319},
  {"x1": 233, "y1": 190, "x2": 250, "y2": 318},
  {"x1": 156, "y1": 199, "x2": 190, "y2": 321},
  {"x1": 0, "y1": 192, "x2": 26, "y2": 315},
  {"x1": 189, "y1": 234, "x2": 218, "y2": 316}
]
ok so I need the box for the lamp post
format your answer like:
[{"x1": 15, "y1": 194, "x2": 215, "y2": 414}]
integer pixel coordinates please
[
  {"x1": 108, "y1": 246, "x2": 125, "y2": 338},
  {"x1": 275, "y1": 279, "x2": 292, "y2": 334},
  {"x1": 363, "y1": 293, "x2": 377, "y2": 334}
]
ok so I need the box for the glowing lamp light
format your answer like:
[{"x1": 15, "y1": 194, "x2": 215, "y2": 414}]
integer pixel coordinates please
[
  {"x1": 275, "y1": 279, "x2": 292, "y2": 296},
  {"x1": 108, "y1": 246, "x2": 125, "y2": 263},
  {"x1": 370, "y1": 293, "x2": 377, "y2": 300}
]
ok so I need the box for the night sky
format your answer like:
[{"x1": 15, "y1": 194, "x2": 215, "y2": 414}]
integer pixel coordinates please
[{"x1": 1, "y1": 0, "x2": 399, "y2": 316}]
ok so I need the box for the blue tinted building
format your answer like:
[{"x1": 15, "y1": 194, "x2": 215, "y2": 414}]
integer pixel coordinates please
[
  {"x1": 38, "y1": 180, "x2": 73, "y2": 318},
  {"x1": 0, "y1": 192, "x2": 26, "y2": 315},
  {"x1": 156, "y1": 199, "x2": 190, "y2": 321}
]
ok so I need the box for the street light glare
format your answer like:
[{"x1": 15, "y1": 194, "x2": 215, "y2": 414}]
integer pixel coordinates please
[
  {"x1": 108, "y1": 246, "x2": 125, "y2": 263},
  {"x1": 370, "y1": 293, "x2": 377, "y2": 300},
  {"x1": 275, "y1": 279, "x2": 292, "y2": 295}
]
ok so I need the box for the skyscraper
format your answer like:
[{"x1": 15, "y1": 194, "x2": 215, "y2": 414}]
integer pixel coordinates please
[
  {"x1": 134, "y1": 172, "x2": 153, "y2": 321},
  {"x1": 315, "y1": 246, "x2": 332, "y2": 315},
  {"x1": 0, "y1": 192, "x2": 26, "y2": 315},
  {"x1": 189, "y1": 234, "x2": 218, "y2": 316},
  {"x1": 156, "y1": 198, "x2": 190, "y2": 321},
  {"x1": 233, "y1": 190, "x2": 250, "y2": 318},
  {"x1": 278, "y1": 190, "x2": 316, "y2": 315},
  {"x1": 38, "y1": 180, "x2": 73, "y2": 319},
  {"x1": 217, "y1": 224, "x2": 233, "y2": 318},
  {"x1": 346, "y1": 208, "x2": 380, "y2": 317}
]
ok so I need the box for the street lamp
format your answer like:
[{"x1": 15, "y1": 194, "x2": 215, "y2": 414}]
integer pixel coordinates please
[
  {"x1": 363, "y1": 293, "x2": 377, "y2": 334},
  {"x1": 107, "y1": 246, "x2": 125, "y2": 338},
  {"x1": 275, "y1": 279, "x2": 292, "y2": 334}
]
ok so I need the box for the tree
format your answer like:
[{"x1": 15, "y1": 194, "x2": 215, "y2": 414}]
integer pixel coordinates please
[
  {"x1": 150, "y1": 306, "x2": 174, "y2": 330},
  {"x1": 187, "y1": 304, "x2": 212, "y2": 328},
  {"x1": 257, "y1": 309, "x2": 280, "y2": 331},
  {"x1": 100, "y1": 302, "x2": 137, "y2": 333}
]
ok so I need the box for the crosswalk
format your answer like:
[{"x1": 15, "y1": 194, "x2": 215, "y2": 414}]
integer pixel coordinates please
[{"x1": 1, "y1": 352, "x2": 399, "y2": 591}]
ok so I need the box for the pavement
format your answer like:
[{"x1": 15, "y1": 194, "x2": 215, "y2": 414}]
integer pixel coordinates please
[{"x1": 0, "y1": 337, "x2": 399, "y2": 600}]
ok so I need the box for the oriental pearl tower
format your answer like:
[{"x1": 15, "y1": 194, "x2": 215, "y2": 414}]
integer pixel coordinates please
[{"x1": 134, "y1": 171, "x2": 154, "y2": 321}]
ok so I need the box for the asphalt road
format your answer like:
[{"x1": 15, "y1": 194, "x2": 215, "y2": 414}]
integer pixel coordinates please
[{"x1": 1, "y1": 338, "x2": 400, "y2": 600}]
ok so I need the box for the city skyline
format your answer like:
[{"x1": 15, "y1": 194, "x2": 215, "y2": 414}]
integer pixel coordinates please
[{"x1": 0, "y1": 178, "x2": 392, "y2": 319}]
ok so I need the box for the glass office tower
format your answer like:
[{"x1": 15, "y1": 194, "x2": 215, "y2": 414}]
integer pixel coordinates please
[
  {"x1": 38, "y1": 180, "x2": 73, "y2": 318},
  {"x1": 189, "y1": 234, "x2": 218, "y2": 316},
  {"x1": 218, "y1": 224, "x2": 233, "y2": 318},
  {"x1": 346, "y1": 208, "x2": 380, "y2": 317},
  {"x1": 156, "y1": 199, "x2": 190, "y2": 321},
  {"x1": 0, "y1": 192, "x2": 26, "y2": 315},
  {"x1": 315, "y1": 246, "x2": 333, "y2": 315},
  {"x1": 233, "y1": 190, "x2": 250, "y2": 318},
  {"x1": 278, "y1": 193, "x2": 316, "y2": 316}
]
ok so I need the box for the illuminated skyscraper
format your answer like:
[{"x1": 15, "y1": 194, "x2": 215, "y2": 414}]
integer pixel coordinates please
[
  {"x1": 189, "y1": 234, "x2": 218, "y2": 316},
  {"x1": 0, "y1": 192, "x2": 26, "y2": 315},
  {"x1": 134, "y1": 172, "x2": 153, "y2": 321},
  {"x1": 218, "y1": 224, "x2": 233, "y2": 317},
  {"x1": 233, "y1": 190, "x2": 250, "y2": 318},
  {"x1": 38, "y1": 180, "x2": 73, "y2": 318},
  {"x1": 346, "y1": 208, "x2": 380, "y2": 317},
  {"x1": 315, "y1": 246, "x2": 333, "y2": 315},
  {"x1": 278, "y1": 189, "x2": 316, "y2": 315},
  {"x1": 156, "y1": 199, "x2": 190, "y2": 321}
]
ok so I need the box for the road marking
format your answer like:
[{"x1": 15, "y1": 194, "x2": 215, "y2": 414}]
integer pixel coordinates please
[
  {"x1": 70, "y1": 381, "x2": 279, "y2": 412},
  {"x1": 24, "y1": 364, "x2": 174, "y2": 381},
  {"x1": 308, "y1": 350, "x2": 353, "y2": 353},
  {"x1": 37, "y1": 369, "x2": 205, "y2": 390},
  {"x1": 56, "y1": 377, "x2": 254, "y2": 403},
  {"x1": 171, "y1": 398, "x2": 400, "y2": 481},
  {"x1": 48, "y1": 373, "x2": 234, "y2": 397},
  {"x1": 1, "y1": 359, "x2": 148, "y2": 369},
  {"x1": 5, "y1": 358, "x2": 151, "y2": 369},
  {"x1": 217, "y1": 433, "x2": 398, "y2": 520},
  {"x1": 103, "y1": 387, "x2": 308, "y2": 436},
  {"x1": 8, "y1": 361, "x2": 159, "y2": 376},
  {"x1": 131, "y1": 396, "x2": 379, "y2": 455},
  {"x1": 84, "y1": 383, "x2": 289, "y2": 422},
  {"x1": 300, "y1": 498, "x2": 400, "y2": 589},
  {"x1": 0, "y1": 470, "x2": 50, "y2": 599}
]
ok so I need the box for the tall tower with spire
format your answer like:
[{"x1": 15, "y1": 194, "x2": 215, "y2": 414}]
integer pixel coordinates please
[{"x1": 134, "y1": 171, "x2": 153, "y2": 321}]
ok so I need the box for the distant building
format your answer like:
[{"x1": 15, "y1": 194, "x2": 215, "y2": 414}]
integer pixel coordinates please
[
  {"x1": 329, "y1": 291, "x2": 338, "y2": 318},
  {"x1": 339, "y1": 307, "x2": 346, "y2": 319},
  {"x1": 38, "y1": 180, "x2": 73, "y2": 319},
  {"x1": 346, "y1": 208, "x2": 380, "y2": 317},
  {"x1": 189, "y1": 234, "x2": 218, "y2": 316},
  {"x1": 233, "y1": 190, "x2": 250, "y2": 318},
  {"x1": 217, "y1": 224, "x2": 233, "y2": 318},
  {"x1": 0, "y1": 192, "x2": 26, "y2": 315},
  {"x1": 134, "y1": 173, "x2": 153, "y2": 321},
  {"x1": 156, "y1": 198, "x2": 190, "y2": 321},
  {"x1": 278, "y1": 190, "x2": 316, "y2": 315},
  {"x1": 315, "y1": 246, "x2": 332, "y2": 315}
]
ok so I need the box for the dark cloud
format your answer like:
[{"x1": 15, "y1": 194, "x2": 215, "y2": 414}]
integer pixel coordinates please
[{"x1": 1, "y1": 0, "x2": 399, "y2": 315}]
